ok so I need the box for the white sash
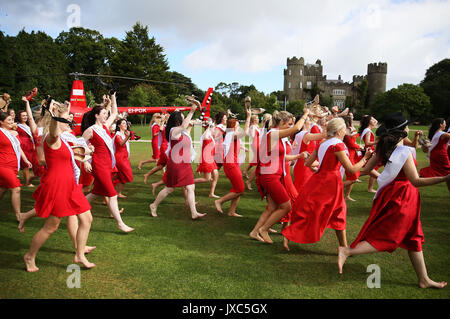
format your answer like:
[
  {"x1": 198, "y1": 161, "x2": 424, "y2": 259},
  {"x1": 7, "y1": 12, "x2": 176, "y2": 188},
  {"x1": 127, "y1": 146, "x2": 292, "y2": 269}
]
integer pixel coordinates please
[
  {"x1": 428, "y1": 130, "x2": 445, "y2": 155},
  {"x1": 0, "y1": 128, "x2": 21, "y2": 170},
  {"x1": 216, "y1": 124, "x2": 226, "y2": 134},
  {"x1": 317, "y1": 138, "x2": 348, "y2": 178},
  {"x1": 37, "y1": 127, "x2": 44, "y2": 137},
  {"x1": 91, "y1": 125, "x2": 116, "y2": 168},
  {"x1": 374, "y1": 145, "x2": 416, "y2": 200},
  {"x1": 292, "y1": 131, "x2": 307, "y2": 167},
  {"x1": 17, "y1": 123, "x2": 34, "y2": 144},
  {"x1": 263, "y1": 128, "x2": 287, "y2": 176},
  {"x1": 61, "y1": 131, "x2": 88, "y2": 148},
  {"x1": 152, "y1": 123, "x2": 163, "y2": 149},
  {"x1": 59, "y1": 134, "x2": 81, "y2": 184},
  {"x1": 113, "y1": 131, "x2": 130, "y2": 158},
  {"x1": 165, "y1": 127, "x2": 196, "y2": 163},
  {"x1": 360, "y1": 128, "x2": 372, "y2": 146}
]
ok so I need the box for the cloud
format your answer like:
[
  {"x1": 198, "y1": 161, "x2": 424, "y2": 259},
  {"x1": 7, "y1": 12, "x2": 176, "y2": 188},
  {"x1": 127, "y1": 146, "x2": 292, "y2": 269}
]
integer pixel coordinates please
[{"x1": 1, "y1": 0, "x2": 449, "y2": 92}]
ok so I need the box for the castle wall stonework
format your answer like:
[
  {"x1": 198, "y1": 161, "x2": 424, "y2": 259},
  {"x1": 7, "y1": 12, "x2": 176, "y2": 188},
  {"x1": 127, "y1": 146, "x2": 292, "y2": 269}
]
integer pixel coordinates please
[{"x1": 283, "y1": 57, "x2": 387, "y2": 108}]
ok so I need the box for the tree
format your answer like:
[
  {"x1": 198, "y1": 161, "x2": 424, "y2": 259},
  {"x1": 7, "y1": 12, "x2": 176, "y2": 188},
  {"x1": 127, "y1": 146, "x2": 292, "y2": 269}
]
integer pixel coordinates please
[
  {"x1": 286, "y1": 99, "x2": 306, "y2": 116},
  {"x1": 420, "y1": 59, "x2": 450, "y2": 118},
  {"x1": 370, "y1": 83, "x2": 432, "y2": 123}
]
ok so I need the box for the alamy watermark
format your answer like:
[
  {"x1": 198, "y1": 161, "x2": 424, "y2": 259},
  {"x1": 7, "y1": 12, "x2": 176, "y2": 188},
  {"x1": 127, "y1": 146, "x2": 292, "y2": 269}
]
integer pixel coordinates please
[
  {"x1": 366, "y1": 264, "x2": 381, "y2": 288},
  {"x1": 67, "y1": 4, "x2": 81, "y2": 28},
  {"x1": 66, "y1": 264, "x2": 81, "y2": 288}
]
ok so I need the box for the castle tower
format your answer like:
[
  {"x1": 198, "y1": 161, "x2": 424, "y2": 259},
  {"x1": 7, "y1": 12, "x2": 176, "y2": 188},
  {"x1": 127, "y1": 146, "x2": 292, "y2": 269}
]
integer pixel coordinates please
[
  {"x1": 367, "y1": 62, "x2": 387, "y2": 104},
  {"x1": 284, "y1": 56, "x2": 305, "y2": 101}
]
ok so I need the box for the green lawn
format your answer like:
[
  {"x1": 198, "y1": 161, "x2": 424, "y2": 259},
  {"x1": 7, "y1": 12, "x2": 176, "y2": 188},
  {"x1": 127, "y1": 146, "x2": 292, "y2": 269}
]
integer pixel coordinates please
[{"x1": 0, "y1": 125, "x2": 449, "y2": 299}]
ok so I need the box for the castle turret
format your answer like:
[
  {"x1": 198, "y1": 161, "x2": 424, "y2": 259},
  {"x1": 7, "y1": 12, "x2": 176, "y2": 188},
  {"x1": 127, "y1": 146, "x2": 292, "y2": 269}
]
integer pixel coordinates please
[
  {"x1": 367, "y1": 62, "x2": 387, "y2": 104},
  {"x1": 284, "y1": 56, "x2": 305, "y2": 101}
]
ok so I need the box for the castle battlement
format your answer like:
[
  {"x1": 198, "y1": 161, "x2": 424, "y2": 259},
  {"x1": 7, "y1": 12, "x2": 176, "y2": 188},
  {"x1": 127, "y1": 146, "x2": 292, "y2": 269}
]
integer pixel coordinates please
[
  {"x1": 287, "y1": 56, "x2": 304, "y2": 65},
  {"x1": 368, "y1": 62, "x2": 387, "y2": 74},
  {"x1": 352, "y1": 75, "x2": 365, "y2": 82}
]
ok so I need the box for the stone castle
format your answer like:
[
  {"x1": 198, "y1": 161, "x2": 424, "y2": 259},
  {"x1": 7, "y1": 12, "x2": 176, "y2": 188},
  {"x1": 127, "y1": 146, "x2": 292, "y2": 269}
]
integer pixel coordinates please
[{"x1": 283, "y1": 56, "x2": 387, "y2": 108}]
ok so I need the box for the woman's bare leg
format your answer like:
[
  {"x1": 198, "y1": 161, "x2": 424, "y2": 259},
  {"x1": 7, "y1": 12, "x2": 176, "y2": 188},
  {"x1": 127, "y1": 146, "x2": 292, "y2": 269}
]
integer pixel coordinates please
[
  {"x1": 18, "y1": 208, "x2": 36, "y2": 233},
  {"x1": 214, "y1": 192, "x2": 240, "y2": 214},
  {"x1": 138, "y1": 158, "x2": 156, "y2": 170},
  {"x1": 228, "y1": 196, "x2": 243, "y2": 217},
  {"x1": 149, "y1": 186, "x2": 174, "y2": 217},
  {"x1": 408, "y1": 251, "x2": 447, "y2": 289},
  {"x1": 151, "y1": 180, "x2": 165, "y2": 196},
  {"x1": 106, "y1": 195, "x2": 133, "y2": 232},
  {"x1": 258, "y1": 197, "x2": 291, "y2": 244},
  {"x1": 67, "y1": 215, "x2": 96, "y2": 254},
  {"x1": 250, "y1": 200, "x2": 277, "y2": 242},
  {"x1": 10, "y1": 187, "x2": 21, "y2": 221},
  {"x1": 144, "y1": 165, "x2": 163, "y2": 184},
  {"x1": 344, "y1": 182, "x2": 356, "y2": 201},
  {"x1": 185, "y1": 184, "x2": 206, "y2": 219},
  {"x1": 116, "y1": 183, "x2": 126, "y2": 198},
  {"x1": 23, "y1": 168, "x2": 33, "y2": 187},
  {"x1": 73, "y1": 211, "x2": 96, "y2": 268},
  {"x1": 209, "y1": 169, "x2": 219, "y2": 198},
  {"x1": 338, "y1": 241, "x2": 378, "y2": 274},
  {"x1": 246, "y1": 170, "x2": 256, "y2": 190},
  {"x1": 335, "y1": 229, "x2": 348, "y2": 247},
  {"x1": 194, "y1": 172, "x2": 211, "y2": 184},
  {"x1": 368, "y1": 176, "x2": 377, "y2": 193},
  {"x1": 24, "y1": 215, "x2": 61, "y2": 272}
]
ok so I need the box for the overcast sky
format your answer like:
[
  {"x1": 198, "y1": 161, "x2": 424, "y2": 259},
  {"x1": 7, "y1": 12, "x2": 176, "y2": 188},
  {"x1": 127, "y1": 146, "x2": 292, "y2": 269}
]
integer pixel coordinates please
[{"x1": 1, "y1": 0, "x2": 449, "y2": 94}]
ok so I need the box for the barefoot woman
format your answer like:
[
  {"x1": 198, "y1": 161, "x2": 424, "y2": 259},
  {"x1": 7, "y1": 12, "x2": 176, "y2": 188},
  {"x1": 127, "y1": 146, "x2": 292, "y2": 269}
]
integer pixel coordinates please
[{"x1": 23, "y1": 100, "x2": 95, "y2": 272}]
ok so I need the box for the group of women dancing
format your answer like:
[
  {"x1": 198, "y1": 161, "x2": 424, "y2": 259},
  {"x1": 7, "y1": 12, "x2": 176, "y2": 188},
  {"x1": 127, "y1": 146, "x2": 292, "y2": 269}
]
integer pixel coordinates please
[{"x1": 1, "y1": 92, "x2": 449, "y2": 289}]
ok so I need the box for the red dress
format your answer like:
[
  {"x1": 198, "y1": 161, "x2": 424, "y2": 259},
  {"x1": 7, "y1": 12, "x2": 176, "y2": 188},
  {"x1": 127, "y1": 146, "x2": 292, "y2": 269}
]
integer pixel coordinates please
[
  {"x1": 343, "y1": 133, "x2": 361, "y2": 181},
  {"x1": 282, "y1": 142, "x2": 347, "y2": 244},
  {"x1": 351, "y1": 158, "x2": 423, "y2": 252},
  {"x1": 0, "y1": 129, "x2": 21, "y2": 189},
  {"x1": 214, "y1": 125, "x2": 225, "y2": 168},
  {"x1": 197, "y1": 137, "x2": 217, "y2": 173},
  {"x1": 90, "y1": 125, "x2": 117, "y2": 197},
  {"x1": 257, "y1": 130, "x2": 290, "y2": 205},
  {"x1": 419, "y1": 132, "x2": 450, "y2": 177},
  {"x1": 223, "y1": 137, "x2": 245, "y2": 193},
  {"x1": 166, "y1": 134, "x2": 195, "y2": 187},
  {"x1": 33, "y1": 138, "x2": 91, "y2": 218},
  {"x1": 293, "y1": 132, "x2": 317, "y2": 193},
  {"x1": 16, "y1": 125, "x2": 43, "y2": 176},
  {"x1": 250, "y1": 126, "x2": 260, "y2": 167},
  {"x1": 157, "y1": 126, "x2": 169, "y2": 167},
  {"x1": 151, "y1": 124, "x2": 161, "y2": 159},
  {"x1": 280, "y1": 141, "x2": 298, "y2": 223},
  {"x1": 114, "y1": 134, "x2": 133, "y2": 184}
]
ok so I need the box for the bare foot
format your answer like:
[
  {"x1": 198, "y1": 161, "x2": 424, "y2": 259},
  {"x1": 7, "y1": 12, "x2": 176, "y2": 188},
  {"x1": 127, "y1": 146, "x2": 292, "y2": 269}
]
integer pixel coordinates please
[
  {"x1": 228, "y1": 212, "x2": 243, "y2": 217},
  {"x1": 18, "y1": 211, "x2": 34, "y2": 233},
  {"x1": 258, "y1": 228, "x2": 273, "y2": 244},
  {"x1": 85, "y1": 246, "x2": 96, "y2": 254},
  {"x1": 338, "y1": 246, "x2": 350, "y2": 274},
  {"x1": 74, "y1": 255, "x2": 96, "y2": 269},
  {"x1": 209, "y1": 194, "x2": 220, "y2": 199},
  {"x1": 24, "y1": 254, "x2": 39, "y2": 272},
  {"x1": 149, "y1": 203, "x2": 158, "y2": 217},
  {"x1": 118, "y1": 223, "x2": 134, "y2": 233},
  {"x1": 138, "y1": 161, "x2": 144, "y2": 170},
  {"x1": 283, "y1": 237, "x2": 290, "y2": 251},
  {"x1": 356, "y1": 179, "x2": 362, "y2": 183},
  {"x1": 244, "y1": 172, "x2": 249, "y2": 179},
  {"x1": 151, "y1": 183, "x2": 158, "y2": 196},
  {"x1": 269, "y1": 228, "x2": 278, "y2": 233},
  {"x1": 118, "y1": 194, "x2": 127, "y2": 199},
  {"x1": 215, "y1": 200, "x2": 224, "y2": 214},
  {"x1": 192, "y1": 212, "x2": 207, "y2": 220},
  {"x1": 249, "y1": 231, "x2": 265, "y2": 242},
  {"x1": 345, "y1": 196, "x2": 356, "y2": 202},
  {"x1": 143, "y1": 174, "x2": 149, "y2": 184},
  {"x1": 26, "y1": 184, "x2": 35, "y2": 188},
  {"x1": 246, "y1": 180, "x2": 253, "y2": 191},
  {"x1": 367, "y1": 189, "x2": 377, "y2": 193},
  {"x1": 419, "y1": 278, "x2": 447, "y2": 289}
]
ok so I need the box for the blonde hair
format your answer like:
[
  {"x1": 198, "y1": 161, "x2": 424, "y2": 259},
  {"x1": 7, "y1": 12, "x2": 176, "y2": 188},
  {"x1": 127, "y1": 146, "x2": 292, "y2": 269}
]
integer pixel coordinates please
[
  {"x1": 43, "y1": 101, "x2": 69, "y2": 135},
  {"x1": 272, "y1": 111, "x2": 293, "y2": 128},
  {"x1": 326, "y1": 117, "x2": 346, "y2": 138},
  {"x1": 150, "y1": 113, "x2": 162, "y2": 126},
  {"x1": 250, "y1": 115, "x2": 259, "y2": 125},
  {"x1": 261, "y1": 113, "x2": 272, "y2": 130}
]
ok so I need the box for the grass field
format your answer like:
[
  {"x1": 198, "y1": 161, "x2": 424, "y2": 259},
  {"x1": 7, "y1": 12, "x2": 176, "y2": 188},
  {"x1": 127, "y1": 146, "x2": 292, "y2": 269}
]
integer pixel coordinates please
[{"x1": 0, "y1": 125, "x2": 449, "y2": 299}]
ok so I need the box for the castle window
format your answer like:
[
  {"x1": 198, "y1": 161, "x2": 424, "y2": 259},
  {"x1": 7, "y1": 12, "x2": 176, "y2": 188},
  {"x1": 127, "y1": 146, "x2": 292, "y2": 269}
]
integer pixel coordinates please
[
  {"x1": 288, "y1": 82, "x2": 292, "y2": 89},
  {"x1": 333, "y1": 89, "x2": 346, "y2": 96},
  {"x1": 300, "y1": 69, "x2": 303, "y2": 76},
  {"x1": 300, "y1": 82, "x2": 302, "y2": 89},
  {"x1": 289, "y1": 69, "x2": 291, "y2": 76},
  {"x1": 306, "y1": 81, "x2": 312, "y2": 89}
]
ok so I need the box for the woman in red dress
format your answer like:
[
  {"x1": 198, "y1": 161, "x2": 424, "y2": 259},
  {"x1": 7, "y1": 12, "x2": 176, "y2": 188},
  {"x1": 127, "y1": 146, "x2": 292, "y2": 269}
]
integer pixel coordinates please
[
  {"x1": 23, "y1": 100, "x2": 95, "y2": 272},
  {"x1": 149, "y1": 98, "x2": 206, "y2": 220},
  {"x1": 113, "y1": 119, "x2": 133, "y2": 198},
  {"x1": 249, "y1": 109, "x2": 310, "y2": 244},
  {"x1": 144, "y1": 114, "x2": 169, "y2": 185},
  {"x1": 419, "y1": 118, "x2": 450, "y2": 191},
  {"x1": 81, "y1": 93, "x2": 134, "y2": 233},
  {"x1": 138, "y1": 113, "x2": 163, "y2": 169},
  {"x1": 338, "y1": 113, "x2": 449, "y2": 289},
  {"x1": 15, "y1": 109, "x2": 39, "y2": 187},
  {"x1": 282, "y1": 117, "x2": 373, "y2": 250},
  {"x1": 214, "y1": 106, "x2": 251, "y2": 217},
  {"x1": 359, "y1": 115, "x2": 379, "y2": 193},
  {"x1": 343, "y1": 114, "x2": 362, "y2": 201},
  {"x1": 0, "y1": 112, "x2": 32, "y2": 222},
  {"x1": 194, "y1": 119, "x2": 219, "y2": 197},
  {"x1": 292, "y1": 117, "x2": 326, "y2": 193}
]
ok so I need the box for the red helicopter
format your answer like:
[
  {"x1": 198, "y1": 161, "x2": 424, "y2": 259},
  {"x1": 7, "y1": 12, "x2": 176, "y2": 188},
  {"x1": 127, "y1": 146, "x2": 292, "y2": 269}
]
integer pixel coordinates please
[{"x1": 68, "y1": 78, "x2": 213, "y2": 136}]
